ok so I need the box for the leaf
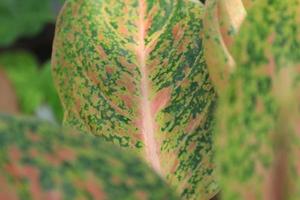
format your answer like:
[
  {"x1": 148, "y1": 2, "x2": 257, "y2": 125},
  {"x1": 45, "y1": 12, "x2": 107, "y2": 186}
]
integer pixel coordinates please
[
  {"x1": 0, "y1": 52, "x2": 63, "y2": 121},
  {"x1": 52, "y1": 0, "x2": 218, "y2": 199},
  {"x1": 0, "y1": 52, "x2": 43, "y2": 114},
  {"x1": 0, "y1": 113, "x2": 179, "y2": 200},
  {"x1": 0, "y1": 0, "x2": 56, "y2": 47},
  {"x1": 216, "y1": 0, "x2": 300, "y2": 199},
  {"x1": 203, "y1": 0, "x2": 248, "y2": 94}
]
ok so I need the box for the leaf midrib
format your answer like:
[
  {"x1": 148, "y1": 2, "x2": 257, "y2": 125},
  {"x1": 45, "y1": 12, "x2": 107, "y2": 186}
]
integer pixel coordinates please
[{"x1": 137, "y1": 0, "x2": 161, "y2": 174}]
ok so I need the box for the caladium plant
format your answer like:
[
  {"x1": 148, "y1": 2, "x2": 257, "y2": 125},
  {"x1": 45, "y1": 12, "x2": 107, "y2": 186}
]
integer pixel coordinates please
[
  {"x1": 52, "y1": 0, "x2": 218, "y2": 199},
  {"x1": 216, "y1": 0, "x2": 300, "y2": 199},
  {"x1": 0, "y1": 114, "x2": 178, "y2": 200}
]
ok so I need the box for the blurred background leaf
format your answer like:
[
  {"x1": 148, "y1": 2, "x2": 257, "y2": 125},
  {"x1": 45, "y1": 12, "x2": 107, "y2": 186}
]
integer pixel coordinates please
[
  {"x1": 0, "y1": 51, "x2": 63, "y2": 122},
  {"x1": 0, "y1": 52, "x2": 41, "y2": 113},
  {"x1": 0, "y1": 0, "x2": 64, "y2": 123},
  {"x1": 0, "y1": 0, "x2": 57, "y2": 47}
]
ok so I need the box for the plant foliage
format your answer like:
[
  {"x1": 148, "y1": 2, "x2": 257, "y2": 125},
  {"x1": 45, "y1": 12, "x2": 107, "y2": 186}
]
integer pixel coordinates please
[
  {"x1": 0, "y1": 114, "x2": 178, "y2": 199},
  {"x1": 52, "y1": 0, "x2": 218, "y2": 199},
  {"x1": 216, "y1": 0, "x2": 300, "y2": 199}
]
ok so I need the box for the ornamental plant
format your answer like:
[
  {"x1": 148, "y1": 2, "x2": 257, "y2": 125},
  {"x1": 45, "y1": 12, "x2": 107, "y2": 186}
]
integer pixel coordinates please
[
  {"x1": 52, "y1": 0, "x2": 218, "y2": 199},
  {"x1": 43, "y1": 0, "x2": 300, "y2": 199}
]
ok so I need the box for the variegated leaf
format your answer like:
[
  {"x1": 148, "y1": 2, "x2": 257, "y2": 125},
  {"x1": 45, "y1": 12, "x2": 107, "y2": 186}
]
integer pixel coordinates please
[
  {"x1": 203, "y1": 0, "x2": 249, "y2": 93},
  {"x1": 0, "y1": 114, "x2": 178, "y2": 200},
  {"x1": 216, "y1": 0, "x2": 300, "y2": 199},
  {"x1": 52, "y1": 0, "x2": 218, "y2": 199}
]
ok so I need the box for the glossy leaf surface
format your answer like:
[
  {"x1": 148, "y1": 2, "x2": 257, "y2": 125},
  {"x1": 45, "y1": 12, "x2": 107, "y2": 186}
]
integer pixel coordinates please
[
  {"x1": 52, "y1": 0, "x2": 218, "y2": 199},
  {"x1": 0, "y1": 114, "x2": 178, "y2": 200},
  {"x1": 216, "y1": 0, "x2": 300, "y2": 199}
]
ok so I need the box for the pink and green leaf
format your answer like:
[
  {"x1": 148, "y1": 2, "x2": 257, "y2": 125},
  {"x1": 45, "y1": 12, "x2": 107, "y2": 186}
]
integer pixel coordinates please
[
  {"x1": 0, "y1": 114, "x2": 179, "y2": 200},
  {"x1": 216, "y1": 0, "x2": 300, "y2": 199},
  {"x1": 52, "y1": 0, "x2": 218, "y2": 199}
]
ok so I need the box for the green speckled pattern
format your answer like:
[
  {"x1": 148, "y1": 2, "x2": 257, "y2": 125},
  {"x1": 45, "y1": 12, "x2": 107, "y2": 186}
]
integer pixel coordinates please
[
  {"x1": 0, "y1": 114, "x2": 178, "y2": 200},
  {"x1": 216, "y1": 0, "x2": 300, "y2": 199},
  {"x1": 52, "y1": 0, "x2": 218, "y2": 199}
]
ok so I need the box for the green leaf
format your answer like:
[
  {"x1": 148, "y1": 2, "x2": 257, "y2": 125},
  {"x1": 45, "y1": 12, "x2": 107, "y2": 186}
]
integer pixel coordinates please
[
  {"x1": 52, "y1": 0, "x2": 218, "y2": 199},
  {"x1": 0, "y1": 0, "x2": 56, "y2": 46},
  {"x1": 216, "y1": 0, "x2": 300, "y2": 199},
  {"x1": 0, "y1": 113, "x2": 179, "y2": 200},
  {"x1": 0, "y1": 52, "x2": 63, "y2": 121},
  {"x1": 0, "y1": 52, "x2": 43, "y2": 114}
]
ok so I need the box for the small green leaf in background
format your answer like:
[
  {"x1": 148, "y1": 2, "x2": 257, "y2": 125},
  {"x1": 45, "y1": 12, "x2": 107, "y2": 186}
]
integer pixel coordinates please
[
  {"x1": 0, "y1": 52, "x2": 42, "y2": 114},
  {"x1": 0, "y1": 0, "x2": 55, "y2": 47},
  {"x1": 0, "y1": 51, "x2": 63, "y2": 122}
]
